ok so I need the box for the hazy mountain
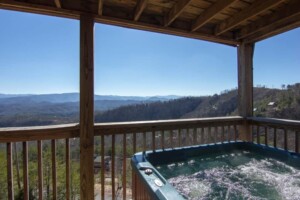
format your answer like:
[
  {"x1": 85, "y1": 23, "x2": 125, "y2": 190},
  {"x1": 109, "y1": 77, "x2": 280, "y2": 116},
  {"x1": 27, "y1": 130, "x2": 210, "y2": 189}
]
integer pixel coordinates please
[
  {"x1": 0, "y1": 93, "x2": 180, "y2": 104},
  {"x1": 0, "y1": 83, "x2": 299, "y2": 127}
]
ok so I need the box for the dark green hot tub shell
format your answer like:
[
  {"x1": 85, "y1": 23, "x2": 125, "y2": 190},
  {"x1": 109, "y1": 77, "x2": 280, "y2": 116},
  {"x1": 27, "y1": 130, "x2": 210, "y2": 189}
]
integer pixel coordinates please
[{"x1": 131, "y1": 142, "x2": 300, "y2": 200}]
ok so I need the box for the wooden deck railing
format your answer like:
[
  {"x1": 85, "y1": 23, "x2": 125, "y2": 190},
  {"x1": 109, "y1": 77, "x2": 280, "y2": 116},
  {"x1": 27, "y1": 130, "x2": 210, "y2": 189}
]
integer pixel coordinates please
[
  {"x1": 1, "y1": 116, "x2": 299, "y2": 199},
  {"x1": 248, "y1": 117, "x2": 300, "y2": 153}
]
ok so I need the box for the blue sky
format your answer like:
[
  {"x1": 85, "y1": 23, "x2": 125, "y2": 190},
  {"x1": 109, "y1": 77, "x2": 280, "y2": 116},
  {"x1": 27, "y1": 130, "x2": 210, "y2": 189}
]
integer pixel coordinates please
[{"x1": 0, "y1": 9, "x2": 299, "y2": 96}]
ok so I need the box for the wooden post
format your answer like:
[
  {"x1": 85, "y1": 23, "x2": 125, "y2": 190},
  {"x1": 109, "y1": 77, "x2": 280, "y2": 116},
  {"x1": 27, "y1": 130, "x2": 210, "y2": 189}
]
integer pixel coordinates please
[
  {"x1": 237, "y1": 42, "x2": 254, "y2": 141},
  {"x1": 80, "y1": 14, "x2": 94, "y2": 200}
]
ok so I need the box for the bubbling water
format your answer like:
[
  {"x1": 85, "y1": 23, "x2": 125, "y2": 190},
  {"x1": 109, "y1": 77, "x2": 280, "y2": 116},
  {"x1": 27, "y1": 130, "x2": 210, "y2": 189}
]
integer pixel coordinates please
[{"x1": 157, "y1": 151, "x2": 300, "y2": 200}]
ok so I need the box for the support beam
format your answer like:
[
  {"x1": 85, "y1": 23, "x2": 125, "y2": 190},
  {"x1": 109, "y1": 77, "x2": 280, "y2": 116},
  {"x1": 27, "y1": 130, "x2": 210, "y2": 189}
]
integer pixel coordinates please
[
  {"x1": 237, "y1": 0, "x2": 300, "y2": 39},
  {"x1": 164, "y1": 0, "x2": 192, "y2": 27},
  {"x1": 98, "y1": 0, "x2": 103, "y2": 15},
  {"x1": 238, "y1": 42, "x2": 254, "y2": 141},
  {"x1": 54, "y1": 0, "x2": 61, "y2": 8},
  {"x1": 134, "y1": 0, "x2": 148, "y2": 21},
  {"x1": 80, "y1": 14, "x2": 94, "y2": 200},
  {"x1": 244, "y1": 14, "x2": 300, "y2": 43},
  {"x1": 191, "y1": 0, "x2": 237, "y2": 32},
  {"x1": 215, "y1": 0, "x2": 285, "y2": 36},
  {"x1": 0, "y1": 0, "x2": 238, "y2": 46}
]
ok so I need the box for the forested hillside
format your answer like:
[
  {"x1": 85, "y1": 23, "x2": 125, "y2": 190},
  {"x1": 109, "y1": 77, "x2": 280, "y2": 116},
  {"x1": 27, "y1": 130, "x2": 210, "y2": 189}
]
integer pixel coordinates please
[{"x1": 0, "y1": 83, "x2": 299, "y2": 127}]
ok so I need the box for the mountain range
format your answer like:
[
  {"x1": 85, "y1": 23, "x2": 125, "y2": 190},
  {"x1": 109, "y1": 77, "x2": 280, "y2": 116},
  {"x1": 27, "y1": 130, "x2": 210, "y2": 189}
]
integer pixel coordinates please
[{"x1": 0, "y1": 83, "x2": 299, "y2": 127}]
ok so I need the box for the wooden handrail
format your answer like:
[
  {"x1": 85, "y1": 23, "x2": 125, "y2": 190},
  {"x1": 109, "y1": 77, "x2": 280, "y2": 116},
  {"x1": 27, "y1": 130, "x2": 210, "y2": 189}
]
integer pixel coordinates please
[
  {"x1": 248, "y1": 117, "x2": 300, "y2": 130},
  {"x1": 94, "y1": 116, "x2": 244, "y2": 135},
  {"x1": 0, "y1": 123, "x2": 79, "y2": 142}
]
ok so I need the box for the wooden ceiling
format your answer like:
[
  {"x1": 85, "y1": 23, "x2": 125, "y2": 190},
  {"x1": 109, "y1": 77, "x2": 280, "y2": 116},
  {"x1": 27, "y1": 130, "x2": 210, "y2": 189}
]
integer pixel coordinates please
[{"x1": 0, "y1": 0, "x2": 300, "y2": 46}]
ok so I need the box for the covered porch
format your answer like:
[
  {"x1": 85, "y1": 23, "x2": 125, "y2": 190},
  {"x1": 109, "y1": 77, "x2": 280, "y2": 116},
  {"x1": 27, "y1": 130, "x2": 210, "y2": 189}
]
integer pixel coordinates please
[{"x1": 0, "y1": 0, "x2": 299, "y2": 199}]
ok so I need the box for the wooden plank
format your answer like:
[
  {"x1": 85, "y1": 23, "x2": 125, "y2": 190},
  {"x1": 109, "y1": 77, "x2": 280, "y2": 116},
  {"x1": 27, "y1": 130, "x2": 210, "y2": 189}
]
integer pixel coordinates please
[
  {"x1": 296, "y1": 131, "x2": 299, "y2": 153},
  {"x1": 94, "y1": 116, "x2": 244, "y2": 135},
  {"x1": 54, "y1": 0, "x2": 61, "y2": 8},
  {"x1": 227, "y1": 126, "x2": 231, "y2": 142},
  {"x1": 284, "y1": 129, "x2": 288, "y2": 150},
  {"x1": 7, "y1": 142, "x2": 14, "y2": 200},
  {"x1": 14, "y1": 143, "x2": 21, "y2": 190},
  {"x1": 237, "y1": 42, "x2": 254, "y2": 141},
  {"x1": 23, "y1": 142, "x2": 29, "y2": 200},
  {"x1": 274, "y1": 128, "x2": 277, "y2": 148},
  {"x1": 66, "y1": 139, "x2": 70, "y2": 200},
  {"x1": 0, "y1": 0, "x2": 237, "y2": 46},
  {"x1": 152, "y1": 130, "x2": 156, "y2": 151},
  {"x1": 161, "y1": 130, "x2": 165, "y2": 149},
  {"x1": 170, "y1": 130, "x2": 174, "y2": 148},
  {"x1": 98, "y1": 0, "x2": 103, "y2": 15},
  {"x1": 80, "y1": 14, "x2": 95, "y2": 200},
  {"x1": 178, "y1": 129, "x2": 182, "y2": 147},
  {"x1": 134, "y1": 0, "x2": 148, "y2": 21},
  {"x1": 122, "y1": 134, "x2": 127, "y2": 200},
  {"x1": 51, "y1": 140, "x2": 57, "y2": 200},
  {"x1": 164, "y1": 0, "x2": 192, "y2": 26},
  {"x1": 193, "y1": 128, "x2": 197, "y2": 145},
  {"x1": 101, "y1": 135, "x2": 105, "y2": 200},
  {"x1": 257, "y1": 126, "x2": 260, "y2": 144},
  {"x1": 215, "y1": 0, "x2": 285, "y2": 35},
  {"x1": 237, "y1": 0, "x2": 300, "y2": 39},
  {"x1": 143, "y1": 132, "x2": 146, "y2": 151},
  {"x1": 111, "y1": 134, "x2": 115, "y2": 200},
  {"x1": 221, "y1": 126, "x2": 225, "y2": 143},
  {"x1": 191, "y1": 0, "x2": 237, "y2": 31},
  {"x1": 0, "y1": 124, "x2": 79, "y2": 143},
  {"x1": 265, "y1": 127, "x2": 268, "y2": 146},
  {"x1": 247, "y1": 117, "x2": 300, "y2": 131},
  {"x1": 244, "y1": 14, "x2": 300, "y2": 43},
  {"x1": 37, "y1": 141, "x2": 43, "y2": 200}
]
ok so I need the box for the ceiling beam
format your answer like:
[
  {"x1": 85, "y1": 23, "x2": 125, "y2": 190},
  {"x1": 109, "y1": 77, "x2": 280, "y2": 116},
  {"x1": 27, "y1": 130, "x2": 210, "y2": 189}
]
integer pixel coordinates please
[
  {"x1": 244, "y1": 13, "x2": 300, "y2": 43},
  {"x1": 191, "y1": 0, "x2": 238, "y2": 32},
  {"x1": 98, "y1": 0, "x2": 103, "y2": 15},
  {"x1": 134, "y1": 0, "x2": 148, "y2": 21},
  {"x1": 164, "y1": 0, "x2": 192, "y2": 27},
  {"x1": 215, "y1": 0, "x2": 285, "y2": 36},
  {"x1": 0, "y1": 0, "x2": 238, "y2": 46},
  {"x1": 54, "y1": 0, "x2": 61, "y2": 9},
  {"x1": 237, "y1": 0, "x2": 300, "y2": 39}
]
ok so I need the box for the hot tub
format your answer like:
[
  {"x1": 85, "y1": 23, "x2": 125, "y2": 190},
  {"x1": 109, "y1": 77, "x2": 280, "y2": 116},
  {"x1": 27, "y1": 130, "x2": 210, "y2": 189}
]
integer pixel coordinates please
[{"x1": 131, "y1": 142, "x2": 300, "y2": 200}]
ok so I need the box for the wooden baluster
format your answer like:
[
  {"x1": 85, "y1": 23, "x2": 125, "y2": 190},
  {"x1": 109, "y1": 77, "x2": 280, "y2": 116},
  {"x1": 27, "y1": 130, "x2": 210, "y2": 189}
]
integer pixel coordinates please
[
  {"x1": 51, "y1": 140, "x2": 57, "y2": 200},
  {"x1": 111, "y1": 134, "x2": 115, "y2": 200},
  {"x1": 178, "y1": 129, "x2": 182, "y2": 147},
  {"x1": 101, "y1": 134, "x2": 105, "y2": 200},
  {"x1": 161, "y1": 130, "x2": 165, "y2": 149},
  {"x1": 221, "y1": 126, "x2": 225, "y2": 143},
  {"x1": 152, "y1": 130, "x2": 156, "y2": 151},
  {"x1": 7, "y1": 142, "x2": 14, "y2": 200},
  {"x1": 23, "y1": 142, "x2": 29, "y2": 200},
  {"x1": 201, "y1": 127, "x2": 204, "y2": 144},
  {"x1": 132, "y1": 133, "x2": 137, "y2": 199},
  {"x1": 257, "y1": 126, "x2": 260, "y2": 144},
  {"x1": 265, "y1": 127, "x2": 268, "y2": 146},
  {"x1": 122, "y1": 133, "x2": 127, "y2": 200},
  {"x1": 274, "y1": 128, "x2": 277, "y2": 148},
  {"x1": 284, "y1": 129, "x2": 288, "y2": 150},
  {"x1": 208, "y1": 127, "x2": 211, "y2": 143},
  {"x1": 193, "y1": 128, "x2": 197, "y2": 145},
  {"x1": 227, "y1": 125, "x2": 231, "y2": 142},
  {"x1": 37, "y1": 141, "x2": 43, "y2": 200},
  {"x1": 143, "y1": 132, "x2": 146, "y2": 151},
  {"x1": 66, "y1": 139, "x2": 70, "y2": 200},
  {"x1": 296, "y1": 131, "x2": 299, "y2": 153},
  {"x1": 234, "y1": 125, "x2": 237, "y2": 141},
  {"x1": 214, "y1": 127, "x2": 217, "y2": 143},
  {"x1": 170, "y1": 130, "x2": 174, "y2": 148},
  {"x1": 14, "y1": 143, "x2": 21, "y2": 191}
]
